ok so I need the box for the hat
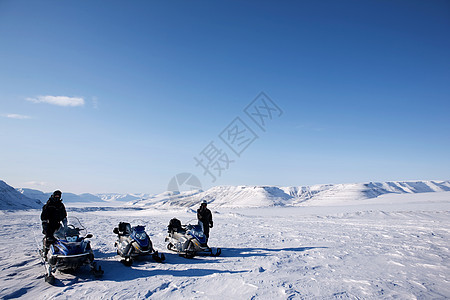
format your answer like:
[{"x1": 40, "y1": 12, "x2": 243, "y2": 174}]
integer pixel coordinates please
[
  {"x1": 53, "y1": 190, "x2": 62, "y2": 197},
  {"x1": 201, "y1": 200, "x2": 207, "y2": 205}
]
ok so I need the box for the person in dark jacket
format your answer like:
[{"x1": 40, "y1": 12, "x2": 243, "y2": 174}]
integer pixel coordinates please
[
  {"x1": 197, "y1": 200, "x2": 213, "y2": 243},
  {"x1": 41, "y1": 190, "x2": 67, "y2": 256}
]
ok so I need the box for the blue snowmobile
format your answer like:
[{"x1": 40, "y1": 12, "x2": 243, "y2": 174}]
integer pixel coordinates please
[
  {"x1": 40, "y1": 218, "x2": 103, "y2": 284},
  {"x1": 165, "y1": 218, "x2": 221, "y2": 258},
  {"x1": 113, "y1": 222, "x2": 165, "y2": 266}
]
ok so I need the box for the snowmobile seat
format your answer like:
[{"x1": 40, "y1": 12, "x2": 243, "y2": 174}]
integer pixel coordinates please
[
  {"x1": 168, "y1": 218, "x2": 184, "y2": 233},
  {"x1": 116, "y1": 222, "x2": 132, "y2": 236}
]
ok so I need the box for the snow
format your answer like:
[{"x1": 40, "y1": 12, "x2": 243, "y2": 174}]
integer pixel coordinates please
[
  {"x1": 0, "y1": 191, "x2": 449, "y2": 299},
  {"x1": 0, "y1": 180, "x2": 42, "y2": 209},
  {"x1": 16, "y1": 189, "x2": 151, "y2": 204},
  {"x1": 17, "y1": 188, "x2": 105, "y2": 203},
  {"x1": 97, "y1": 193, "x2": 151, "y2": 203},
  {"x1": 11, "y1": 180, "x2": 450, "y2": 209},
  {"x1": 131, "y1": 180, "x2": 450, "y2": 209}
]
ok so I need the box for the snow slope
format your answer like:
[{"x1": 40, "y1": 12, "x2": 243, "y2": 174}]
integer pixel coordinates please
[
  {"x1": 10, "y1": 180, "x2": 450, "y2": 209},
  {"x1": 16, "y1": 188, "x2": 147, "y2": 204},
  {"x1": 97, "y1": 193, "x2": 150, "y2": 202},
  {"x1": 0, "y1": 180, "x2": 42, "y2": 210},
  {"x1": 0, "y1": 191, "x2": 449, "y2": 299},
  {"x1": 132, "y1": 180, "x2": 450, "y2": 209},
  {"x1": 283, "y1": 180, "x2": 450, "y2": 206}
]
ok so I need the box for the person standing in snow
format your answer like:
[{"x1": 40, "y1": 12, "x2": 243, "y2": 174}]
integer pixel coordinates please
[
  {"x1": 41, "y1": 190, "x2": 67, "y2": 256},
  {"x1": 197, "y1": 200, "x2": 213, "y2": 244}
]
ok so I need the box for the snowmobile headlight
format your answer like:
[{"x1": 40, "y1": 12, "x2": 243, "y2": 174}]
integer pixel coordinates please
[
  {"x1": 135, "y1": 233, "x2": 146, "y2": 240},
  {"x1": 66, "y1": 236, "x2": 77, "y2": 242}
]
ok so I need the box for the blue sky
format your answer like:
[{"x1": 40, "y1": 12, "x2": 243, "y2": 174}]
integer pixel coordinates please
[{"x1": 1, "y1": 0, "x2": 449, "y2": 194}]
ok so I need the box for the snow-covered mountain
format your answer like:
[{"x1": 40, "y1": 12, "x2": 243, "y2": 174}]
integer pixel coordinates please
[
  {"x1": 97, "y1": 193, "x2": 150, "y2": 202},
  {"x1": 4, "y1": 179, "x2": 450, "y2": 209},
  {"x1": 15, "y1": 188, "x2": 148, "y2": 205},
  {"x1": 282, "y1": 180, "x2": 450, "y2": 206},
  {"x1": 0, "y1": 180, "x2": 43, "y2": 209},
  {"x1": 131, "y1": 180, "x2": 450, "y2": 209},
  {"x1": 132, "y1": 186, "x2": 291, "y2": 208},
  {"x1": 16, "y1": 188, "x2": 48, "y2": 202},
  {"x1": 17, "y1": 188, "x2": 105, "y2": 203}
]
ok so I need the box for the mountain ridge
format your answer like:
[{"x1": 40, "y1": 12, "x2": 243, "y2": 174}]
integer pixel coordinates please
[
  {"x1": 0, "y1": 180, "x2": 43, "y2": 209},
  {"x1": 2, "y1": 179, "x2": 449, "y2": 210},
  {"x1": 131, "y1": 180, "x2": 450, "y2": 208}
]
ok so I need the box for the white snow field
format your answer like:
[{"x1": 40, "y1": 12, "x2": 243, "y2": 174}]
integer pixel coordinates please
[{"x1": 0, "y1": 191, "x2": 449, "y2": 299}]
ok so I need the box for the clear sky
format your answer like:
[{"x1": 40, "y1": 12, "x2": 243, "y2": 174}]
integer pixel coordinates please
[{"x1": 1, "y1": 0, "x2": 449, "y2": 194}]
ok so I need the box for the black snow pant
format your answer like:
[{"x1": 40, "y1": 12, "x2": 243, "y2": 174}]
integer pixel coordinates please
[
  {"x1": 199, "y1": 221, "x2": 210, "y2": 241},
  {"x1": 43, "y1": 223, "x2": 60, "y2": 251}
]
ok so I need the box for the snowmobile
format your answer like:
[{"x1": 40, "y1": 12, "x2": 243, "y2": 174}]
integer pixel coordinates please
[
  {"x1": 165, "y1": 218, "x2": 221, "y2": 258},
  {"x1": 39, "y1": 217, "x2": 103, "y2": 284},
  {"x1": 113, "y1": 222, "x2": 165, "y2": 266}
]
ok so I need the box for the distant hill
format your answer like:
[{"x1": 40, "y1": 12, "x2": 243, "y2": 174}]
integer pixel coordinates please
[
  {"x1": 281, "y1": 180, "x2": 450, "y2": 206},
  {"x1": 97, "y1": 193, "x2": 150, "y2": 202},
  {"x1": 130, "y1": 180, "x2": 450, "y2": 209},
  {"x1": 0, "y1": 180, "x2": 43, "y2": 209},
  {"x1": 16, "y1": 188, "x2": 105, "y2": 203},
  {"x1": 3, "y1": 179, "x2": 449, "y2": 210}
]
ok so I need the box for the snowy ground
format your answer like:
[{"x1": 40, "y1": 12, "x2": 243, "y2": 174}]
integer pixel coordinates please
[{"x1": 1, "y1": 192, "x2": 449, "y2": 299}]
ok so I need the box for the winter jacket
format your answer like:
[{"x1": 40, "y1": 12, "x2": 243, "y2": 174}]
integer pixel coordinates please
[
  {"x1": 41, "y1": 197, "x2": 67, "y2": 226},
  {"x1": 197, "y1": 207, "x2": 213, "y2": 228}
]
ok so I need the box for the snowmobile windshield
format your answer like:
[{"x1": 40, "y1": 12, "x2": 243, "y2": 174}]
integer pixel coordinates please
[
  {"x1": 130, "y1": 225, "x2": 150, "y2": 248},
  {"x1": 131, "y1": 226, "x2": 147, "y2": 240},
  {"x1": 131, "y1": 219, "x2": 147, "y2": 227},
  {"x1": 54, "y1": 217, "x2": 87, "y2": 241},
  {"x1": 187, "y1": 224, "x2": 206, "y2": 243},
  {"x1": 187, "y1": 224, "x2": 202, "y2": 232}
]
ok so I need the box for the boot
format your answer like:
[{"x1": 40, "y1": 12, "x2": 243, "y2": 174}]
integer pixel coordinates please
[
  {"x1": 43, "y1": 236, "x2": 54, "y2": 261},
  {"x1": 43, "y1": 246, "x2": 49, "y2": 261}
]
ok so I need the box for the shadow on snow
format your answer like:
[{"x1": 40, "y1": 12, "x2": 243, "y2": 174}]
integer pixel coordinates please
[
  {"x1": 95, "y1": 259, "x2": 245, "y2": 282},
  {"x1": 42, "y1": 247, "x2": 325, "y2": 284},
  {"x1": 220, "y1": 246, "x2": 327, "y2": 258}
]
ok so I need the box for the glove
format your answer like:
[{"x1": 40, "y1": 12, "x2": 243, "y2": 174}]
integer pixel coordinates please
[
  {"x1": 62, "y1": 218, "x2": 68, "y2": 228},
  {"x1": 209, "y1": 221, "x2": 213, "y2": 228},
  {"x1": 42, "y1": 221, "x2": 48, "y2": 234}
]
